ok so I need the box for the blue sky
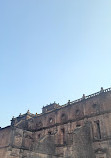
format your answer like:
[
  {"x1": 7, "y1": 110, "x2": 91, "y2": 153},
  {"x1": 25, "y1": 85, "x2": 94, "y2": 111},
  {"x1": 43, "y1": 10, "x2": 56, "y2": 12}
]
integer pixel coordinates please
[{"x1": 0, "y1": 0, "x2": 111, "y2": 127}]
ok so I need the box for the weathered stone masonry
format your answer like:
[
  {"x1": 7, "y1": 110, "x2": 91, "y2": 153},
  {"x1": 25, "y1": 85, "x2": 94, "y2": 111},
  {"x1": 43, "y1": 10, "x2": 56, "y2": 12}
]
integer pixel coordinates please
[{"x1": 0, "y1": 87, "x2": 111, "y2": 158}]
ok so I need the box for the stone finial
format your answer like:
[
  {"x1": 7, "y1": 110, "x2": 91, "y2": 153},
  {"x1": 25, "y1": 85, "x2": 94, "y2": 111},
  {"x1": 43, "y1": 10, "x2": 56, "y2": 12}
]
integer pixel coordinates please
[
  {"x1": 82, "y1": 94, "x2": 85, "y2": 99},
  {"x1": 11, "y1": 116, "x2": 15, "y2": 126},
  {"x1": 100, "y1": 87, "x2": 104, "y2": 93},
  {"x1": 27, "y1": 110, "x2": 30, "y2": 114},
  {"x1": 68, "y1": 100, "x2": 70, "y2": 104}
]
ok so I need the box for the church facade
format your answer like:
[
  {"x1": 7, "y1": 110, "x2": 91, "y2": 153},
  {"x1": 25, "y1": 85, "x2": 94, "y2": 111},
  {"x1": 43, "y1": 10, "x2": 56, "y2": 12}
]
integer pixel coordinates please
[{"x1": 0, "y1": 87, "x2": 111, "y2": 158}]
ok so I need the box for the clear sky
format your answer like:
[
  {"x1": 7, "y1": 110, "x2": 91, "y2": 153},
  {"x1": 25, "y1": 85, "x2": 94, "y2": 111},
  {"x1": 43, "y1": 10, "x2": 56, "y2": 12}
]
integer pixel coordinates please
[{"x1": 0, "y1": 0, "x2": 111, "y2": 127}]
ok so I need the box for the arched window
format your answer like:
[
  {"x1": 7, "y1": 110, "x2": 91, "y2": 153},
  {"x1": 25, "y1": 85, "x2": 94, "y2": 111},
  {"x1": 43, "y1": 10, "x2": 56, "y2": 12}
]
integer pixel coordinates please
[{"x1": 49, "y1": 117, "x2": 53, "y2": 123}]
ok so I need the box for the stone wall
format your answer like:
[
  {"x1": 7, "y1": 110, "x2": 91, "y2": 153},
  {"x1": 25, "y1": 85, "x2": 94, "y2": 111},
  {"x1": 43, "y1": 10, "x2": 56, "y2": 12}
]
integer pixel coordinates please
[
  {"x1": 1, "y1": 88, "x2": 111, "y2": 157},
  {"x1": 72, "y1": 123, "x2": 95, "y2": 158}
]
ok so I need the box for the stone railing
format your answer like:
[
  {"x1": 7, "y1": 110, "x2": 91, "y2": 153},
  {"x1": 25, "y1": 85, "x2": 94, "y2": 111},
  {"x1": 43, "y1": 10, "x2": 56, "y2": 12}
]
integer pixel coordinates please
[
  {"x1": 62, "y1": 87, "x2": 111, "y2": 107},
  {"x1": 11, "y1": 87, "x2": 111, "y2": 120}
]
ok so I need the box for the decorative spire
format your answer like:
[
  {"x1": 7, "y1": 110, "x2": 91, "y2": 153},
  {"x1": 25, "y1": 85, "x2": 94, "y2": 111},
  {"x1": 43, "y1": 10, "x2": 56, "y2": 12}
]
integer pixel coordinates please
[
  {"x1": 12, "y1": 116, "x2": 15, "y2": 120},
  {"x1": 68, "y1": 100, "x2": 70, "y2": 104},
  {"x1": 82, "y1": 94, "x2": 85, "y2": 99},
  {"x1": 100, "y1": 87, "x2": 104, "y2": 93},
  {"x1": 27, "y1": 110, "x2": 30, "y2": 114}
]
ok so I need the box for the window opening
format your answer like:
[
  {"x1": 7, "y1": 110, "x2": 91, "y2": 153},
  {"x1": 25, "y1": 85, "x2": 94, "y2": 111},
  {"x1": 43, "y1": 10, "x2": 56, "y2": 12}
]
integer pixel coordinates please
[
  {"x1": 94, "y1": 120, "x2": 101, "y2": 139},
  {"x1": 96, "y1": 121, "x2": 101, "y2": 139},
  {"x1": 61, "y1": 128, "x2": 66, "y2": 144},
  {"x1": 49, "y1": 118, "x2": 53, "y2": 123}
]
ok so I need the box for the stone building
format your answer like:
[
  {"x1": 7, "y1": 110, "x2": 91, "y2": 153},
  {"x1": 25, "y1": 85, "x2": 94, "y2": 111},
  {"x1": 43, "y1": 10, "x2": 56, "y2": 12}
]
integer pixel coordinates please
[{"x1": 0, "y1": 87, "x2": 111, "y2": 158}]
